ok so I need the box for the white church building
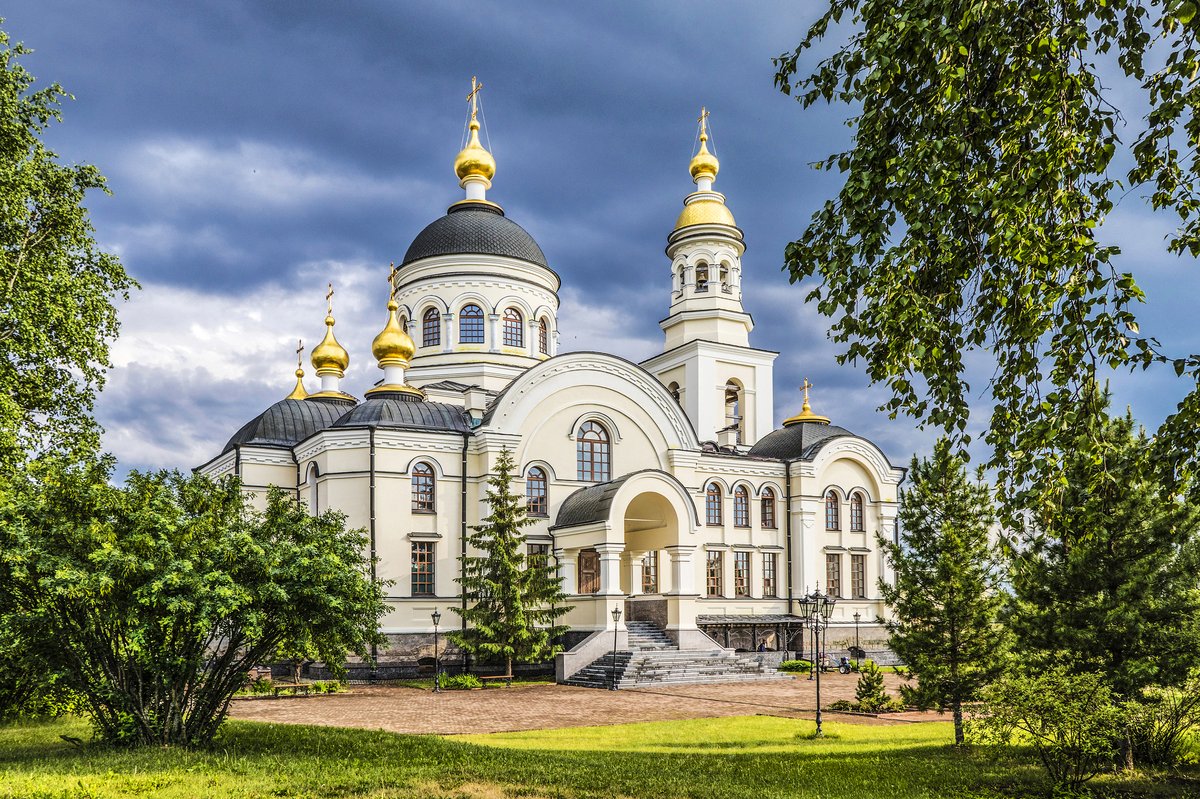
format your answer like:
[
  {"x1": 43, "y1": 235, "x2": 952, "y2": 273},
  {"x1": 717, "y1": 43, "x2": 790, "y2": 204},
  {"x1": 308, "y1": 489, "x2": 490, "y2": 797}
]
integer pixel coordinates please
[{"x1": 197, "y1": 90, "x2": 905, "y2": 683}]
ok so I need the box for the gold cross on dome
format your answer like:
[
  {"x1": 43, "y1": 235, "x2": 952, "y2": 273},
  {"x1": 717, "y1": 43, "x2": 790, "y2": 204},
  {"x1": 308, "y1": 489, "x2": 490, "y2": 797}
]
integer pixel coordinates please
[
  {"x1": 325, "y1": 282, "x2": 335, "y2": 314},
  {"x1": 467, "y1": 76, "x2": 484, "y2": 120},
  {"x1": 698, "y1": 106, "x2": 710, "y2": 135},
  {"x1": 295, "y1": 339, "x2": 304, "y2": 368},
  {"x1": 800, "y1": 378, "x2": 814, "y2": 403},
  {"x1": 387, "y1": 262, "x2": 399, "y2": 299}
]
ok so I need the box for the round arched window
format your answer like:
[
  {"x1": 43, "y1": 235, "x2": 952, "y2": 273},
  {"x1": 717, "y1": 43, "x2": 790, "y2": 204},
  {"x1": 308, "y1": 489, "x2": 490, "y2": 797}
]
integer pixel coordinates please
[
  {"x1": 459, "y1": 304, "x2": 484, "y2": 343},
  {"x1": 503, "y1": 308, "x2": 523, "y2": 348}
]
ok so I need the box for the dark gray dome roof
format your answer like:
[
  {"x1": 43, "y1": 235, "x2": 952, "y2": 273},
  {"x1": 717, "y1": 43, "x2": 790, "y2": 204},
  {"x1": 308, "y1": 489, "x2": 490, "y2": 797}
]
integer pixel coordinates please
[
  {"x1": 223, "y1": 398, "x2": 351, "y2": 453},
  {"x1": 747, "y1": 422, "x2": 854, "y2": 461},
  {"x1": 331, "y1": 393, "x2": 470, "y2": 433},
  {"x1": 402, "y1": 202, "x2": 548, "y2": 268}
]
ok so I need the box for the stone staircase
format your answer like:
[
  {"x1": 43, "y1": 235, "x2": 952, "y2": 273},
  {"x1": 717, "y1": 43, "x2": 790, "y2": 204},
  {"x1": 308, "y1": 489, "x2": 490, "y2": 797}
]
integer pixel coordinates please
[{"x1": 563, "y1": 621, "x2": 784, "y2": 689}]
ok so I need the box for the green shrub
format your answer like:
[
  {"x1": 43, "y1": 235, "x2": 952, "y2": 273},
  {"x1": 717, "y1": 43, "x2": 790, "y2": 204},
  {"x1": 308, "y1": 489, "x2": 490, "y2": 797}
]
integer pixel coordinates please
[
  {"x1": 438, "y1": 673, "x2": 482, "y2": 690},
  {"x1": 778, "y1": 659, "x2": 812, "y2": 673},
  {"x1": 972, "y1": 668, "x2": 1121, "y2": 790},
  {"x1": 249, "y1": 678, "x2": 273, "y2": 696},
  {"x1": 855, "y1": 661, "x2": 889, "y2": 711},
  {"x1": 829, "y1": 699, "x2": 856, "y2": 711},
  {"x1": 1127, "y1": 681, "x2": 1200, "y2": 768}
]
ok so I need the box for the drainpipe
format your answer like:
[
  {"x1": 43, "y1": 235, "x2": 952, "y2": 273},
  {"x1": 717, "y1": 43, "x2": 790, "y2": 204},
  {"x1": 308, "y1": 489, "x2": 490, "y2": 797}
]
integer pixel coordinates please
[
  {"x1": 785, "y1": 458, "x2": 794, "y2": 616},
  {"x1": 233, "y1": 444, "x2": 242, "y2": 483},
  {"x1": 460, "y1": 430, "x2": 470, "y2": 674},
  {"x1": 369, "y1": 426, "x2": 378, "y2": 681}
]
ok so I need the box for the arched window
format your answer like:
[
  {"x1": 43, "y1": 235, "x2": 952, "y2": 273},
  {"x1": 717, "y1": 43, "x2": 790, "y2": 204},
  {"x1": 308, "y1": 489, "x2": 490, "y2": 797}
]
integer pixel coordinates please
[
  {"x1": 724, "y1": 381, "x2": 743, "y2": 444},
  {"x1": 850, "y1": 492, "x2": 865, "y2": 531},
  {"x1": 668, "y1": 382, "x2": 681, "y2": 405},
  {"x1": 422, "y1": 308, "x2": 441, "y2": 347},
  {"x1": 761, "y1": 488, "x2": 777, "y2": 529},
  {"x1": 412, "y1": 462, "x2": 435, "y2": 512},
  {"x1": 306, "y1": 462, "x2": 320, "y2": 514},
  {"x1": 733, "y1": 485, "x2": 750, "y2": 527},
  {"x1": 503, "y1": 307, "x2": 523, "y2": 347},
  {"x1": 576, "y1": 421, "x2": 610, "y2": 482},
  {"x1": 706, "y1": 483, "x2": 723, "y2": 526},
  {"x1": 526, "y1": 467, "x2": 548, "y2": 516},
  {"x1": 696, "y1": 264, "x2": 709, "y2": 292},
  {"x1": 399, "y1": 315, "x2": 409, "y2": 334},
  {"x1": 459, "y1": 303, "x2": 484, "y2": 343},
  {"x1": 538, "y1": 318, "x2": 549, "y2": 354},
  {"x1": 825, "y1": 490, "x2": 840, "y2": 530}
]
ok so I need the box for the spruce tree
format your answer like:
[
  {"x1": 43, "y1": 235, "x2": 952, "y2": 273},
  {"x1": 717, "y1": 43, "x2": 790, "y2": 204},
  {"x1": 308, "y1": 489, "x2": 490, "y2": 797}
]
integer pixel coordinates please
[
  {"x1": 1008, "y1": 399, "x2": 1200, "y2": 767},
  {"x1": 880, "y1": 439, "x2": 1009, "y2": 745},
  {"x1": 451, "y1": 449, "x2": 570, "y2": 677}
]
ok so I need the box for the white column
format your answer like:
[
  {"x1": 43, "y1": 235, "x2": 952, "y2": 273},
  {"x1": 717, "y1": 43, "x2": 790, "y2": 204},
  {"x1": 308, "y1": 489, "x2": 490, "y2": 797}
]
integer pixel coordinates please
[
  {"x1": 626, "y1": 551, "x2": 646, "y2": 597},
  {"x1": 443, "y1": 313, "x2": 455, "y2": 353},
  {"x1": 555, "y1": 549, "x2": 577, "y2": 595},
  {"x1": 552, "y1": 330, "x2": 560, "y2": 356},
  {"x1": 595, "y1": 543, "x2": 625, "y2": 595},
  {"x1": 527, "y1": 320, "x2": 538, "y2": 357},
  {"x1": 665, "y1": 545, "x2": 697, "y2": 595},
  {"x1": 488, "y1": 313, "x2": 500, "y2": 352}
]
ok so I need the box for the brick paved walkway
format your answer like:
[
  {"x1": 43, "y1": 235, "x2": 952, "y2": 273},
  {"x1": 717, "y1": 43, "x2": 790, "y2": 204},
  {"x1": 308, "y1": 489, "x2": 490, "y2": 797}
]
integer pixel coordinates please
[{"x1": 229, "y1": 672, "x2": 939, "y2": 735}]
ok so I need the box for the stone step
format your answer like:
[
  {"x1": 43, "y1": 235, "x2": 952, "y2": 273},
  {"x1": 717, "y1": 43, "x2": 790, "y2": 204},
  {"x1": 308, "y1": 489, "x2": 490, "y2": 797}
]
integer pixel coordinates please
[{"x1": 564, "y1": 647, "x2": 781, "y2": 689}]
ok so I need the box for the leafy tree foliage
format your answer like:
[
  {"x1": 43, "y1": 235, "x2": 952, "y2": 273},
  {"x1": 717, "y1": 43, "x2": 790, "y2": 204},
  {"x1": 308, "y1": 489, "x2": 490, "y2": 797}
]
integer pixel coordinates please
[
  {"x1": 451, "y1": 449, "x2": 569, "y2": 677},
  {"x1": 973, "y1": 668, "x2": 1123, "y2": 790},
  {"x1": 0, "y1": 463, "x2": 386, "y2": 746},
  {"x1": 773, "y1": 2, "x2": 1200, "y2": 511},
  {"x1": 0, "y1": 26, "x2": 135, "y2": 469},
  {"x1": 1007, "y1": 403, "x2": 1200, "y2": 717},
  {"x1": 880, "y1": 440, "x2": 1009, "y2": 744}
]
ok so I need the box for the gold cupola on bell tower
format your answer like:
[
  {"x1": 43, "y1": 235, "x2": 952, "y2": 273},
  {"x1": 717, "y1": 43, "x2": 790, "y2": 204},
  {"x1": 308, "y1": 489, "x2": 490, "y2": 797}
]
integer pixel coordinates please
[
  {"x1": 453, "y1": 76, "x2": 498, "y2": 205},
  {"x1": 365, "y1": 264, "x2": 423, "y2": 398},
  {"x1": 308, "y1": 283, "x2": 356, "y2": 401}
]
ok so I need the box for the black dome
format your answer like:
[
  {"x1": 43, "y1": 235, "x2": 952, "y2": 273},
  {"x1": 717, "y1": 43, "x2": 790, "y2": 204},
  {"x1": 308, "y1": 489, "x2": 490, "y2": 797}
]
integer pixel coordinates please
[
  {"x1": 746, "y1": 422, "x2": 854, "y2": 461},
  {"x1": 331, "y1": 393, "x2": 470, "y2": 433},
  {"x1": 402, "y1": 202, "x2": 548, "y2": 268},
  {"x1": 223, "y1": 398, "x2": 350, "y2": 453}
]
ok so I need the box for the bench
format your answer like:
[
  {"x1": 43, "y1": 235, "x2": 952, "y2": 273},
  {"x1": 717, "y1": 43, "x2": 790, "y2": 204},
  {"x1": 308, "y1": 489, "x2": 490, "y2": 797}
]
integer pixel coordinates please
[
  {"x1": 272, "y1": 682, "x2": 311, "y2": 698},
  {"x1": 478, "y1": 675, "x2": 513, "y2": 688}
]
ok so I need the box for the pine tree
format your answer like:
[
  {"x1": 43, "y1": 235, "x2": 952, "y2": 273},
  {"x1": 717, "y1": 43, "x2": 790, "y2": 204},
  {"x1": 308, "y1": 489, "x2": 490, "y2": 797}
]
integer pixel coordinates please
[
  {"x1": 451, "y1": 449, "x2": 570, "y2": 677},
  {"x1": 880, "y1": 439, "x2": 1009, "y2": 745},
  {"x1": 1008, "y1": 399, "x2": 1200, "y2": 768}
]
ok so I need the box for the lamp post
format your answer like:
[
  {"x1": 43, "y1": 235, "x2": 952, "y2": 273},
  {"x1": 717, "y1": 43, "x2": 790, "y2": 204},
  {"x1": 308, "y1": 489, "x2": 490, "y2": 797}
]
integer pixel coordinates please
[
  {"x1": 800, "y1": 589, "x2": 836, "y2": 736},
  {"x1": 431, "y1": 609, "x2": 442, "y2": 693},
  {"x1": 853, "y1": 611, "x2": 862, "y2": 670},
  {"x1": 610, "y1": 605, "x2": 623, "y2": 691}
]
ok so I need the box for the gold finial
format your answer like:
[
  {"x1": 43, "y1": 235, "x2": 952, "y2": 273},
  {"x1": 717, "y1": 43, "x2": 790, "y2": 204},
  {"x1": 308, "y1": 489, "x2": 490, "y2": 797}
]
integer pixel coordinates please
[
  {"x1": 782, "y1": 378, "x2": 830, "y2": 426},
  {"x1": 286, "y1": 339, "x2": 308, "y2": 400},
  {"x1": 689, "y1": 106, "x2": 720, "y2": 183},
  {"x1": 311, "y1": 283, "x2": 350, "y2": 376},
  {"x1": 455, "y1": 76, "x2": 496, "y2": 184},
  {"x1": 366, "y1": 262, "x2": 422, "y2": 398},
  {"x1": 387, "y1": 262, "x2": 400, "y2": 301}
]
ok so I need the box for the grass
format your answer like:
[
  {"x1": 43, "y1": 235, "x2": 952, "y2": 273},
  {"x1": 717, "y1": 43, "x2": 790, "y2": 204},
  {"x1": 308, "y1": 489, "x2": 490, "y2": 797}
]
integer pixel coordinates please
[{"x1": 1, "y1": 715, "x2": 1197, "y2": 798}]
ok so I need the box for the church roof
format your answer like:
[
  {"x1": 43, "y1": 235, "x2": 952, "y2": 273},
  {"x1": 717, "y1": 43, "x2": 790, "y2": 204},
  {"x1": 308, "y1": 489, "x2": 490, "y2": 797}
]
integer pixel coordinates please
[
  {"x1": 746, "y1": 421, "x2": 854, "y2": 461},
  {"x1": 402, "y1": 202, "x2": 548, "y2": 268},
  {"x1": 223, "y1": 398, "x2": 350, "y2": 453},
  {"x1": 331, "y1": 393, "x2": 470, "y2": 433},
  {"x1": 552, "y1": 472, "x2": 640, "y2": 529}
]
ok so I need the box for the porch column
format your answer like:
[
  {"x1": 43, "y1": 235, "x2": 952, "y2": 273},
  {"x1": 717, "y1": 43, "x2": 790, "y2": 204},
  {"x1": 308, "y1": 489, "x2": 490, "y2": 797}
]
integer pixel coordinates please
[
  {"x1": 555, "y1": 549, "x2": 577, "y2": 595},
  {"x1": 595, "y1": 543, "x2": 625, "y2": 595},
  {"x1": 626, "y1": 551, "x2": 646, "y2": 597},
  {"x1": 664, "y1": 545, "x2": 697, "y2": 595}
]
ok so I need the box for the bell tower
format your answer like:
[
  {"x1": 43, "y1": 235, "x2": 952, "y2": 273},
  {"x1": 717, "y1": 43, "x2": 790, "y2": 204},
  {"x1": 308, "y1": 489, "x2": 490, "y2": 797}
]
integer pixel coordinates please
[{"x1": 642, "y1": 109, "x2": 777, "y2": 447}]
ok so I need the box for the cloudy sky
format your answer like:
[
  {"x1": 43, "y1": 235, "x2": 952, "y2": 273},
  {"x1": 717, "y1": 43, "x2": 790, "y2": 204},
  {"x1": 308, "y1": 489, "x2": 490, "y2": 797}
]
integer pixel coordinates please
[{"x1": 7, "y1": 1, "x2": 1197, "y2": 476}]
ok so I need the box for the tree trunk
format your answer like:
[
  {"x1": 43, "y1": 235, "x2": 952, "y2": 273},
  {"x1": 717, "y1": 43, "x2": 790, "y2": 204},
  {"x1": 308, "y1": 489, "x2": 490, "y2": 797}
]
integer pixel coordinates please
[
  {"x1": 952, "y1": 699, "x2": 964, "y2": 746},
  {"x1": 1120, "y1": 733, "x2": 1135, "y2": 771},
  {"x1": 506, "y1": 655, "x2": 513, "y2": 679}
]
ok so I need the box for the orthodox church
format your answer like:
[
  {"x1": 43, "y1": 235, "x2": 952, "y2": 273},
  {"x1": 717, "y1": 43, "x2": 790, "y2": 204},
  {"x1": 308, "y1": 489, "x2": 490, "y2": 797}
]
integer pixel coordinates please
[{"x1": 197, "y1": 85, "x2": 905, "y2": 682}]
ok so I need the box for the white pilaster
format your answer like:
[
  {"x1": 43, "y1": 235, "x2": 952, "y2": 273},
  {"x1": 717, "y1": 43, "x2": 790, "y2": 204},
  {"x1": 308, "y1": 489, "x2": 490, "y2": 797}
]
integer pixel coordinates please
[
  {"x1": 556, "y1": 549, "x2": 577, "y2": 595},
  {"x1": 595, "y1": 543, "x2": 625, "y2": 596},
  {"x1": 664, "y1": 545, "x2": 697, "y2": 595}
]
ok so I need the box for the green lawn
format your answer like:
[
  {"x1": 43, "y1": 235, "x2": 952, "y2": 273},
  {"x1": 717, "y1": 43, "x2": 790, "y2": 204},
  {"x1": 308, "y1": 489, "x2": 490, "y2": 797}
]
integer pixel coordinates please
[{"x1": 1, "y1": 715, "x2": 1196, "y2": 798}]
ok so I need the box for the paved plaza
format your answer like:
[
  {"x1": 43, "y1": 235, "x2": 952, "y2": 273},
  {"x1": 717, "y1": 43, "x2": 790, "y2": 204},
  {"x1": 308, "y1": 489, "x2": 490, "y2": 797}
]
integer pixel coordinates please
[{"x1": 228, "y1": 672, "x2": 935, "y2": 735}]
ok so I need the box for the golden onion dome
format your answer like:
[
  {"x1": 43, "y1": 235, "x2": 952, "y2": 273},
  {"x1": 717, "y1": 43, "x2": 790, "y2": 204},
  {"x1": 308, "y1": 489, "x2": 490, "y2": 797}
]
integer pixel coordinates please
[
  {"x1": 454, "y1": 119, "x2": 496, "y2": 183},
  {"x1": 782, "y1": 382, "x2": 831, "y2": 426},
  {"x1": 689, "y1": 134, "x2": 720, "y2": 182},
  {"x1": 372, "y1": 299, "x2": 416, "y2": 366},
  {"x1": 674, "y1": 197, "x2": 737, "y2": 230},
  {"x1": 311, "y1": 315, "x2": 350, "y2": 375}
]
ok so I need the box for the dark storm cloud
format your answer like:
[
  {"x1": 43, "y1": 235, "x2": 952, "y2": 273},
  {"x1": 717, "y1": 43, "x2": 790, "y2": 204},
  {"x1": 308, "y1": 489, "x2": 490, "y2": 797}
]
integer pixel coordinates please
[{"x1": 6, "y1": 1, "x2": 1191, "y2": 475}]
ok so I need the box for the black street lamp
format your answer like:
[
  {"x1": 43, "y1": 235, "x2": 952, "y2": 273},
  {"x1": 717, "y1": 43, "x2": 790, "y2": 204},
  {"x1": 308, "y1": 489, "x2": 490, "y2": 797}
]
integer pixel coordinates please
[
  {"x1": 853, "y1": 611, "x2": 862, "y2": 670},
  {"x1": 431, "y1": 609, "x2": 442, "y2": 693},
  {"x1": 610, "y1": 605, "x2": 623, "y2": 691},
  {"x1": 799, "y1": 589, "x2": 836, "y2": 736}
]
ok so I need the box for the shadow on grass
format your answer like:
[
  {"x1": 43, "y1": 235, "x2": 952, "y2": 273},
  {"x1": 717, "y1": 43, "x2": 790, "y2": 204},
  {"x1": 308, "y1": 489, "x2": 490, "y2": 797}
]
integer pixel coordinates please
[{"x1": 1, "y1": 717, "x2": 1197, "y2": 799}]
